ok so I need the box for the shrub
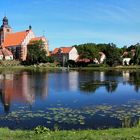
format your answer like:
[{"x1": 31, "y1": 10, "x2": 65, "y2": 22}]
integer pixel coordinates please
[{"x1": 34, "y1": 126, "x2": 50, "y2": 134}]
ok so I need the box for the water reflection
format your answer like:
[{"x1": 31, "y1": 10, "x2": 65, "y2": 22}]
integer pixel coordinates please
[
  {"x1": 52, "y1": 71, "x2": 79, "y2": 92},
  {"x1": 0, "y1": 70, "x2": 140, "y2": 129},
  {"x1": 129, "y1": 72, "x2": 140, "y2": 92},
  {"x1": 0, "y1": 72, "x2": 48, "y2": 113},
  {"x1": 79, "y1": 70, "x2": 140, "y2": 94},
  {"x1": 80, "y1": 80, "x2": 118, "y2": 93},
  {"x1": 0, "y1": 70, "x2": 140, "y2": 113}
]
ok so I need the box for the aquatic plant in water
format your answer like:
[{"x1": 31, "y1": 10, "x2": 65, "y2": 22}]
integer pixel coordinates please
[{"x1": 1, "y1": 99, "x2": 140, "y2": 129}]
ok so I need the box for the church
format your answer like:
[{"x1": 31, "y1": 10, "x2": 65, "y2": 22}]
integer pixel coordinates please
[{"x1": 0, "y1": 16, "x2": 49, "y2": 61}]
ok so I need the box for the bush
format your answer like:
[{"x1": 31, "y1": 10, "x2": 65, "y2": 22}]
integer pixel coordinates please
[
  {"x1": 67, "y1": 60, "x2": 76, "y2": 67},
  {"x1": 34, "y1": 126, "x2": 50, "y2": 134}
]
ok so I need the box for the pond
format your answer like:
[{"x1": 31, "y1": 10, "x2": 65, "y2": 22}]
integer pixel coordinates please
[{"x1": 0, "y1": 69, "x2": 140, "y2": 130}]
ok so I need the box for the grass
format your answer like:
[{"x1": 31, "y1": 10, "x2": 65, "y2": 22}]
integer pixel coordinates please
[
  {"x1": 70, "y1": 65, "x2": 140, "y2": 71},
  {"x1": 1, "y1": 63, "x2": 140, "y2": 72},
  {"x1": 0, "y1": 65, "x2": 62, "y2": 72},
  {"x1": 0, "y1": 127, "x2": 140, "y2": 140}
]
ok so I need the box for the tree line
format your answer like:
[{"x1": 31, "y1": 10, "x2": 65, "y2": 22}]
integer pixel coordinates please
[
  {"x1": 25, "y1": 40, "x2": 140, "y2": 66},
  {"x1": 73, "y1": 43, "x2": 140, "y2": 66}
]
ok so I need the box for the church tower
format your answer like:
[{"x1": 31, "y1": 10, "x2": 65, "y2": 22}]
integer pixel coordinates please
[{"x1": 0, "y1": 16, "x2": 12, "y2": 46}]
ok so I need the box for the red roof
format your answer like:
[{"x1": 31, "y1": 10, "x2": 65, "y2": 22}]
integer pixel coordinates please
[
  {"x1": 52, "y1": 47, "x2": 73, "y2": 54},
  {"x1": 3, "y1": 30, "x2": 30, "y2": 47},
  {"x1": 30, "y1": 37, "x2": 44, "y2": 42},
  {"x1": 76, "y1": 58, "x2": 91, "y2": 63},
  {"x1": 29, "y1": 37, "x2": 47, "y2": 45}
]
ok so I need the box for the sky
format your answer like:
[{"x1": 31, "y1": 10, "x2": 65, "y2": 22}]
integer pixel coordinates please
[{"x1": 0, "y1": 0, "x2": 140, "y2": 50}]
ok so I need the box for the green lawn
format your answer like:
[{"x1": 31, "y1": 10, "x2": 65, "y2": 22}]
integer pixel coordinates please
[{"x1": 0, "y1": 127, "x2": 140, "y2": 140}]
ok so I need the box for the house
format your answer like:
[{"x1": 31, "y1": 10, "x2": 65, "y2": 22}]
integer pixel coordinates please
[
  {"x1": 99, "y1": 52, "x2": 106, "y2": 64},
  {"x1": 76, "y1": 58, "x2": 91, "y2": 63},
  {"x1": 122, "y1": 58, "x2": 131, "y2": 65},
  {"x1": 76, "y1": 51, "x2": 105, "y2": 65},
  {"x1": 1, "y1": 48, "x2": 13, "y2": 60},
  {"x1": 52, "y1": 47, "x2": 79, "y2": 65},
  {"x1": 0, "y1": 48, "x2": 13, "y2": 60},
  {"x1": 0, "y1": 16, "x2": 49, "y2": 61},
  {"x1": 121, "y1": 50, "x2": 136, "y2": 65},
  {"x1": 0, "y1": 49, "x2": 3, "y2": 60}
]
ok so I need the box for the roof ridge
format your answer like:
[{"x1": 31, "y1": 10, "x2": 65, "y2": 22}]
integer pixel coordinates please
[
  {"x1": 7, "y1": 30, "x2": 30, "y2": 35},
  {"x1": 3, "y1": 30, "x2": 30, "y2": 47}
]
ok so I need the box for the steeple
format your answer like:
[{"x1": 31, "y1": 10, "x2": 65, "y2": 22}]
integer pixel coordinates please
[
  {"x1": 1, "y1": 16, "x2": 11, "y2": 28},
  {"x1": 0, "y1": 16, "x2": 12, "y2": 46}
]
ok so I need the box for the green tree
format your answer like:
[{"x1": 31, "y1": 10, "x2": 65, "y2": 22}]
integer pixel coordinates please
[
  {"x1": 74, "y1": 43, "x2": 122, "y2": 66},
  {"x1": 96, "y1": 43, "x2": 121, "y2": 66},
  {"x1": 133, "y1": 45, "x2": 140, "y2": 65},
  {"x1": 74, "y1": 43, "x2": 99, "y2": 59},
  {"x1": 103, "y1": 43, "x2": 122, "y2": 66},
  {"x1": 27, "y1": 40, "x2": 47, "y2": 64}
]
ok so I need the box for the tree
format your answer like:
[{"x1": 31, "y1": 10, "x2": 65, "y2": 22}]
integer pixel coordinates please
[
  {"x1": 133, "y1": 45, "x2": 140, "y2": 65},
  {"x1": 27, "y1": 40, "x2": 48, "y2": 64},
  {"x1": 74, "y1": 43, "x2": 100, "y2": 60},
  {"x1": 103, "y1": 43, "x2": 122, "y2": 66},
  {"x1": 74, "y1": 43, "x2": 122, "y2": 66}
]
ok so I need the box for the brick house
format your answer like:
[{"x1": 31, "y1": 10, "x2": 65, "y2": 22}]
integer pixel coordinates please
[{"x1": 0, "y1": 16, "x2": 49, "y2": 61}]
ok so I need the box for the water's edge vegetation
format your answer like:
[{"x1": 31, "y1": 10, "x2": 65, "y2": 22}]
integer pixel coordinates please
[
  {"x1": 0, "y1": 127, "x2": 140, "y2": 140},
  {"x1": 1, "y1": 65, "x2": 140, "y2": 71}
]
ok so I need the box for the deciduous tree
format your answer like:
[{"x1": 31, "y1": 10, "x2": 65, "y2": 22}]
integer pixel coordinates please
[{"x1": 27, "y1": 40, "x2": 47, "y2": 64}]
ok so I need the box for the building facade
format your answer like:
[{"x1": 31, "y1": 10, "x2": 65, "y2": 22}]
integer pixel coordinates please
[
  {"x1": 52, "y1": 47, "x2": 79, "y2": 65},
  {"x1": 0, "y1": 16, "x2": 49, "y2": 61}
]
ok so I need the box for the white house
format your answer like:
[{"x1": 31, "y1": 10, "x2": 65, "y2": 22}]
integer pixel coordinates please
[
  {"x1": 99, "y1": 52, "x2": 106, "y2": 64},
  {"x1": 122, "y1": 58, "x2": 131, "y2": 65},
  {"x1": 52, "y1": 47, "x2": 79, "y2": 64}
]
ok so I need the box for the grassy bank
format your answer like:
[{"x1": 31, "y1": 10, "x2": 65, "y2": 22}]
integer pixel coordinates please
[
  {"x1": 0, "y1": 65, "x2": 140, "y2": 72},
  {"x1": 70, "y1": 65, "x2": 140, "y2": 71},
  {"x1": 1, "y1": 60, "x2": 140, "y2": 71},
  {"x1": 0, "y1": 127, "x2": 140, "y2": 140},
  {"x1": 0, "y1": 65, "x2": 62, "y2": 72}
]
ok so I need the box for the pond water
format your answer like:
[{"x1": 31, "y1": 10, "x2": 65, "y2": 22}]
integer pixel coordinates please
[{"x1": 0, "y1": 70, "x2": 140, "y2": 130}]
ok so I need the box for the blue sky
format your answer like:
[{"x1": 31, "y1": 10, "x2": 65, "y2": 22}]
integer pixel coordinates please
[{"x1": 0, "y1": 0, "x2": 140, "y2": 50}]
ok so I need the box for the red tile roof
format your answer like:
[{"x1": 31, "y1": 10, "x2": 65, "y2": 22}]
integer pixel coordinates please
[
  {"x1": 76, "y1": 58, "x2": 91, "y2": 63},
  {"x1": 52, "y1": 47, "x2": 73, "y2": 54},
  {"x1": 3, "y1": 30, "x2": 30, "y2": 47},
  {"x1": 29, "y1": 37, "x2": 47, "y2": 46},
  {"x1": 30, "y1": 37, "x2": 44, "y2": 42}
]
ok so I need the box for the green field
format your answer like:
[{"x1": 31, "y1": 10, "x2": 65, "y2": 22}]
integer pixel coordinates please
[{"x1": 0, "y1": 127, "x2": 140, "y2": 140}]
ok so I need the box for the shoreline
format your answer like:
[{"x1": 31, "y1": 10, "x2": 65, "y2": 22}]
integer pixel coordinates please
[{"x1": 0, "y1": 65, "x2": 140, "y2": 71}]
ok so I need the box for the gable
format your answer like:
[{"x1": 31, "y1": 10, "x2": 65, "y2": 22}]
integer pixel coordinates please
[{"x1": 22, "y1": 30, "x2": 35, "y2": 46}]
